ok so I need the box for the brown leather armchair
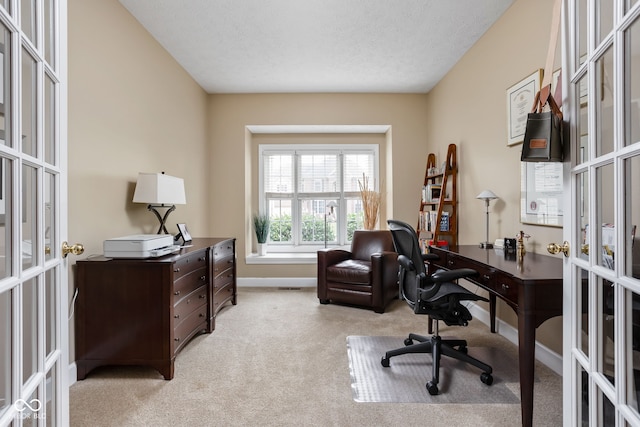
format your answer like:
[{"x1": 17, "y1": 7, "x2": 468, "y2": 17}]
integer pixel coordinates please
[{"x1": 317, "y1": 230, "x2": 399, "y2": 313}]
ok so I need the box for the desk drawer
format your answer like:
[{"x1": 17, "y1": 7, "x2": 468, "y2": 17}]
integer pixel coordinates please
[
  {"x1": 173, "y1": 267, "x2": 207, "y2": 305},
  {"x1": 444, "y1": 255, "x2": 495, "y2": 287},
  {"x1": 492, "y1": 273, "x2": 518, "y2": 306},
  {"x1": 173, "y1": 250, "x2": 207, "y2": 280}
]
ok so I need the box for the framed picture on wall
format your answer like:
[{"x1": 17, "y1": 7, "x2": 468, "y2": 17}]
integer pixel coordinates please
[{"x1": 506, "y1": 69, "x2": 543, "y2": 146}]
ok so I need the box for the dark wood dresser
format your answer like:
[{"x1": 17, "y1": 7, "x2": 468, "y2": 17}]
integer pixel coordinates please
[{"x1": 74, "y1": 237, "x2": 236, "y2": 380}]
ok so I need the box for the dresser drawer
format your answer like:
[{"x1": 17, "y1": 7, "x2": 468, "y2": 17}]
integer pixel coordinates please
[
  {"x1": 173, "y1": 267, "x2": 207, "y2": 305},
  {"x1": 213, "y1": 282, "x2": 235, "y2": 313},
  {"x1": 173, "y1": 250, "x2": 207, "y2": 281},
  {"x1": 213, "y1": 240, "x2": 234, "y2": 259},
  {"x1": 173, "y1": 285, "x2": 207, "y2": 325},
  {"x1": 214, "y1": 264, "x2": 234, "y2": 288},
  {"x1": 213, "y1": 255, "x2": 234, "y2": 277},
  {"x1": 172, "y1": 305, "x2": 207, "y2": 354}
]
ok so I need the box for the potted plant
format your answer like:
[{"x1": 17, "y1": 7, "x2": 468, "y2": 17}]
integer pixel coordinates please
[{"x1": 253, "y1": 213, "x2": 270, "y2": 255}]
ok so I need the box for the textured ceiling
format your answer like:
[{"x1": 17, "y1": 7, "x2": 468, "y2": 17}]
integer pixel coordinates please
[{"x1": 119, "y1": 0, "x2": 515, "y2": 94}]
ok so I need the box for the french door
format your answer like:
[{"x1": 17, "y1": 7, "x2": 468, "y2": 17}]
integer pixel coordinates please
[
  {"x1": 564, "y1": 0, "x2": 640, "y2": 425},
  {"x1": 0, "y1": 0, "x2": 69, "y2": 426}
]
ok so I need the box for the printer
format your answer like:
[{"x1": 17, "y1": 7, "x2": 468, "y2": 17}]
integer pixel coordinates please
[{"x1": 104, "y1": 234, "x2": 180, "y2": 258}]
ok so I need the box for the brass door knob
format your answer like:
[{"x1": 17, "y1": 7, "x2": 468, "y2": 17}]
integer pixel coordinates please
[
  {"x1": 547, "y1": 241, "x2": 570, "y2": 257},
  {"x1": 62, "y1": 241, "x2": 85, "y2": 258}
]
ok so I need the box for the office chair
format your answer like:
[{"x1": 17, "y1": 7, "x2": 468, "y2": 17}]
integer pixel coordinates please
[{"x1": 381, "y1": 219, "x2": 493, "y2": 395}]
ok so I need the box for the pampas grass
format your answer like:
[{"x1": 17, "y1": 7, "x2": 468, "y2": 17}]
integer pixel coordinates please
[{"x1": 358, "y1": 174, "x2": 381, "y2": 230}]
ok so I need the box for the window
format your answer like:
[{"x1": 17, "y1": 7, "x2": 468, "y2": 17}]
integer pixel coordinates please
[{"x1": 260, "y1": 144, "x2": 379, "y2": 251}]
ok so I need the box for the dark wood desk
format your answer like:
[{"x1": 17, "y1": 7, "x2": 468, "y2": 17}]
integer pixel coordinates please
[{"x1": 428, "y1": 245, "x2": 563, "y2": 427}]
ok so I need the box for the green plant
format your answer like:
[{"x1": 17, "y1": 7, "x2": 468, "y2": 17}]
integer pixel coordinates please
[{"x1": 253, "y1": 213, "x2": 271, "y2": 243}]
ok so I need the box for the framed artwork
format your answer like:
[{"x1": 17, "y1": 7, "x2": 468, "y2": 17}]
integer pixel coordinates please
[
  {"x1": 507, "y1": 69, "x2": 543, "y2": 146},
  {"x1": 176, "y1": 223, "x2": 192, "y2": 244},
  {"x1": 520, "y1": 162, "x2": 563, "y2": 227}
]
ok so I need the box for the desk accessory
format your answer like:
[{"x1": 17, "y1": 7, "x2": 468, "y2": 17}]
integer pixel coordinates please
[{"x1": 476, "y1": 190, "x2": 498, "y2": 249}]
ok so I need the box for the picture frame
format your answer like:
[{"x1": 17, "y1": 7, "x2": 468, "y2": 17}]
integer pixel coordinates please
[
  {"x1": 506, "y1": 69, "x2": 543, "y2": 146},
  {"x1": 520, "y1": 162, "x2": 563, "y2": 227},
  {"x1": 175, "y1": 223, "x2": 192, "y2": 244}
]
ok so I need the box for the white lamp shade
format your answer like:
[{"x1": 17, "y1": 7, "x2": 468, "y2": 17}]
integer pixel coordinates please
[
  {"x1": 133, "y1": 173, "x2": 186, "y2": 205},
  {"x1": 476, "y1": 189, "x2": 498, "y2": 200}
]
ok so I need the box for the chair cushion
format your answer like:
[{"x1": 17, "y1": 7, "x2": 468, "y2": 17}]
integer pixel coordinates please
[{"x1": 326, "y1": 259, "x2": 372, "y2": 285}]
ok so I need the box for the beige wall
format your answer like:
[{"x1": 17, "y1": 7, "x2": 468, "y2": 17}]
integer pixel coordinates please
[
  {"x1": 68, "y1": 0, "x2": 563, "y2": 358},
  {"x1": 424, "y1": 0, "x2": 563, "y2": 353}
]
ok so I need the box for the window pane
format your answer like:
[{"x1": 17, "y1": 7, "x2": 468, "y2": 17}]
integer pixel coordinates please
[
  {"x1": 22, "y1": 164, "x2": 37, "y2": 269},
  {"x1": 579, "y1": 364, "x2": 590, "y2": 424},
  {"x1": 627, "y1": 0, "x2": 640, "y2": 13},
  {"x1": 597, "y1": 0, "x2": 614, "y2": 46},
  {"x1": 578, "y1": 0, "x2": 588, "y2": 65},
  {"x1": 267, "y1": 199, "x2": 291, "y2": 243},
  {"x1": 0, "y1": 157, "x2": 12, "y2": 278},
  {"x1": 344, "y1": 153, "x2": 374, "y2": 192},
  {"x1": 45, "y1": 365, "x2": 56, "y2": 424},
  {"x1": 0, "y1": 289, "x2": 11, "y2": 418},
  {"x1": 579, "y1": 267, "x2": 590, "y2": 357},
  {"x1": 577, "y1": 72, "x2": 590, "y2": 164},
  {"x1": 579, "y1": 171, "x2": 590, "y2": 263},
  {"x1": 22, "y1": 278, "x2": 37, "y2": 385},
  {"x1": 44, "y1": 0, "x2": 54, "y2": 67},
  {"x1": 0, "y1": 24, "x2": 11, "y2": 148},
  {"x1": 599, "y1": 277, "x2": 615, "y2": 386},
  {"x1": 45, "y1": 172, "x2": 54, "y2": 261},
  {"x1": 626, "y1": 15, "x2": 640, "y2": 146},
  {"x1": 625, "y1": 288, "x2": 640, "y2": 412},
  {"x1": 44, "y1": 74, "x2": 55, "y2": 165},
  {"x1": 596, "y1": 47, "x2": 614, "y2": 156},
  {"x1": 597, "y1": 163, "x2": 615, "y2": 269},
  {"x1": 625, "y1": 155, "x2": 640, "y2": 279},
  {"x1": 300, "y1": 199, "x2": 335, "y2": 244},
  {"x1": 264, "y1": 154, "x2": 292, "y2": 193},
  {"x1": 298, "y1": 154, "x2": 338, "y2": 193},
  {"x1": 20, "y1": 0, "x2": 35, "y2": 45},
  {"x1": 21, "y1": 49, "x2": 36, "y2": 156},
  {"x1": 45, "y1": 268, "x2": 55, "y2": 356}
]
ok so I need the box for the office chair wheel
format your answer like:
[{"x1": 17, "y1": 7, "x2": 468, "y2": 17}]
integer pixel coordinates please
[
  {"x1": 480, "y1": 372, "x2": 493, "y2": 386},
  {"x1": 426, "y1": 381, "x2": 439, "y2": 395},
  {"x1": 381, "y1": 357, "x2": 390, "y2": 368},
  {"x1": 404, "y1": 338, "x2": 413, "y2": 346}
]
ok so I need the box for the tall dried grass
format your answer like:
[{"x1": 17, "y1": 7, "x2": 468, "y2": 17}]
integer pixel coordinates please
[{"x1": 358, "y1": 174, "x2": 381, "y2": 230}]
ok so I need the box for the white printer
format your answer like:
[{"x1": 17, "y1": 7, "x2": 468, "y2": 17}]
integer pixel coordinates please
[{"x1": 103, "y1": 234, "x2": 180, "y2": 258}]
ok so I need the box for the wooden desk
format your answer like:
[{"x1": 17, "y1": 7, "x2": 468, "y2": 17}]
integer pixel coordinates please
[{"x1": 428, "y1": 245, "x2": 562, "y2": 427}]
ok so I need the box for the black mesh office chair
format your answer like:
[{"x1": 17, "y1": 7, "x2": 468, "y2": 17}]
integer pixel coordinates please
[{"x1": 381, "y1": 219, "x2": 493, "y2": 395}]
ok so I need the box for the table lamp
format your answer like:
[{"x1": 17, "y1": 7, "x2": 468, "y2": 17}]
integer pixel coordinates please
[
  {"x1": 476, "y1": 190, "x2": 498, "y2": 249},
  {"x1": 133, "y1": 172, "x2": 186, "y2": 234}
]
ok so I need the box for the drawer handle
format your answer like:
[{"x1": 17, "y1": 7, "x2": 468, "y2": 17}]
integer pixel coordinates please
[
  {"x1": 501, "y1": 283, "x2": 509, "y2": 291},
  {"x1": 200, "y1": 275, "x2": 206, "y2": 281},
  {"x1": 174, "y1": 337, "x2": 180, "y2": 342},
  {"x1": 227, "y1": 260, "x2": 233, "y2": 264},
  {"x1": 447, "y1": 260, "x2": 454, "y2": 266},
  {"x1": 174, "y1": 268, "x2": 180, "y2": 273},
  {"x1": 483, "y1": 274, "x2": 491, "y2": 281},
  {"x1": 199, "y1": 257, "x2": 205, "y2": 262},
  {"x1": 174, "y1": 291, "x2": 180, "y2": 296},
  {"x1": 174, "y1": 314, "x2": 180, "y2": 319},
  {"x1": 199, "y1": 313, "x2": 205, "y2": 317},
  {"x1": 199, "y1": 294, "x2": 206, "y2": 299}
]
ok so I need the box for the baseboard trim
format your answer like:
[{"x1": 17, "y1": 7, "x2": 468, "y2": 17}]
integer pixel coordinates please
[
  {"x1": 237, "y1": 277, "x2": 316, "y2": 288},
  {"x1": 467, "y1": 303, "x2": 562, "y2": 375},
  {"x1": 68, "y1": 362, "x2": 77, "y2": 387}
]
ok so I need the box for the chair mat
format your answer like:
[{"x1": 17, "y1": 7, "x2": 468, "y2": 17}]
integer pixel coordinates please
[{"x1": 347, "y1": 335, "x2": 521, "y2": 404}]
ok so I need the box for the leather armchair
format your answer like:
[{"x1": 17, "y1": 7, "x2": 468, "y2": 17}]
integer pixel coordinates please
[{"x1": 317, "y1": 230, "x2": 398, "y2": 313}]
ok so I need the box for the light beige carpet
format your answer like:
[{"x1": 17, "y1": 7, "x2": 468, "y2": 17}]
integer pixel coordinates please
[{"x1": 69, "y1": 287, "x2": 562, "y2": 427}]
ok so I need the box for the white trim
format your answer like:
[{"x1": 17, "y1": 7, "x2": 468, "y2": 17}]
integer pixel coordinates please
[
  {"x1": 247, "y1": 124, "x2": 390, "y2": 134},
  {"x1": 237, "y1": 277, "x2": 316, "y2": 287},
  {"x1": 467, "y1": 303, "x2": 563, "y2": 375}
]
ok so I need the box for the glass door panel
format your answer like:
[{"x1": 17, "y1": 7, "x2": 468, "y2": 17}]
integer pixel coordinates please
[
  {"x1": 597, "y1": 0, "x2": 614, "y2": 46},
  {"x1": 599, "y1": 277, "x2": 616, "y2": 385},
  {"x1": 624, "y1": 155, "x2": 640, "y2": 279},
  {"x1": 577, "y1": 72, "x2": 590, "y2": 164},
  {"x1": 45, "y1": 172, "x2": 54, "y2": 261},
  {"x1": 625, "y1": 288, "x2": 640, "y2": 414},
  {"x1": 0, "y1": 23, "x2": 11, "y2": 148},
  {"x1": 45, "y1": 268, "x2": 55, "y2": 356},
  {"x1": 626, "y1": 15, "x2": 640, "y2": 147},
  {"x1": 597, "y1": 163, "x2": 615, "y2": 270},
  {"x1": 44, "y1": 74, "x2": 54, "y2": 165},
  {"x1": 579, "y1": 267, "x2": 590, "y2": 356},
  {"x1": 0, "y1": 157, "x2": 13, "y2": 279},
  {"x1": 20, "y1": 0, "x2": 35, "y2": 46},
  {"x1": 578, "y1": 171, "x2": 590, "y2": 260},
  {"x1": 596, "y1": 47, "x2": 614, "y2": 156},
  {"x1": 22, "y1": 164, "x2": 37, "y2": 269},
  {"x1": 578, "y1": 0, "x2": 589, "y2": 65},
  {"x1": 21, "y1": 48, "x2": 36, "y2": 156},
  {"x1": 22, "y1": 277, "x2": 37, "y2": 385},
  {"x1": 0, "y1": 289, "x2": 11, "y2": 418}
]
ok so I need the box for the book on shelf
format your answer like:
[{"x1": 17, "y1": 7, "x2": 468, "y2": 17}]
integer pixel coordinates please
[
  {"x1": 439, "y1": 211, "x2": 449, "y2": 232},
  {"x1": 421, "y1": 184, "x2": 442, "y2": 202}
]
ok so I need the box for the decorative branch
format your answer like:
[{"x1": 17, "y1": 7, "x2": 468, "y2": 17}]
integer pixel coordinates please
[{"x1": 358, "y1": 174, "x2": 381, "y2": 230}]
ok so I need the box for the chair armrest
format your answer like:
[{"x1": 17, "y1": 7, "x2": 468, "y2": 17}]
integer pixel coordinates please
[
  {"x1": 317, "y1": 249, "x2": 352, "y2": 267},
  {"x1": 422, "y1": 253, "x2": 439, "y2": 262},
  {"x1": 370, "y1": 251, "x2": 400, "y2": 311},
  {"x1": 430, "y1": 268, "x2": 478, "y2": 283},
  {"x1": 397, "y1": 254, "x2": 415, "y2": 272}
]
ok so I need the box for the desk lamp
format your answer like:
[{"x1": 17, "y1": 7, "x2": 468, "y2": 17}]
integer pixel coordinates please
[
  {"x1": 476, "y1": 190, "x2": 498, "y2": 249},
  {"x1": 133, "y1": 172, "x2": 186, "y2": 234}
]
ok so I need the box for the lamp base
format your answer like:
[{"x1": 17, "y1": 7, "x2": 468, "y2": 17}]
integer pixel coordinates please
[{"x1": 479, "y1": 242, "x2": 494, "y2": 249}]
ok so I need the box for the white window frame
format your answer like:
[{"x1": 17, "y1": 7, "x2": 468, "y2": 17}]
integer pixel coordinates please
[{"x1": 259, "y1": 144, "x2": 379, "y2": 253}]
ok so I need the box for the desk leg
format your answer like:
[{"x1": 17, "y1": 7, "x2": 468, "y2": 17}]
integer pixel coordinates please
[
  {"x1": 490, "y1": 294, "x2": 496, "y2": 333},
  {"x1": 518, "y1": 311, "x2": 536, "y2": 427}
]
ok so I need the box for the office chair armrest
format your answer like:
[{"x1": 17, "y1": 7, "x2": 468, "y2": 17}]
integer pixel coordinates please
[
  {"x1": 430, "y1": 268, "x2": 478, "y2": 283},
  {"x1": 397, "y1": 254, "x2": 415, "y2": 272},
  {"x1": 422, "y1": 253, "x2": 439, "y2": 262}
]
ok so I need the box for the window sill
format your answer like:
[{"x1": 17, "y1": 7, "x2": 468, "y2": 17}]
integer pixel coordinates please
[{"x1": 245, "y1": 252, "x2": 318, "y2": 265}]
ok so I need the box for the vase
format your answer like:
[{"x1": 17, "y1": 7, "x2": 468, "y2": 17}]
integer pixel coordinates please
[{"x1": 258, "y1": 243, "x2": 267, "y2": 256}]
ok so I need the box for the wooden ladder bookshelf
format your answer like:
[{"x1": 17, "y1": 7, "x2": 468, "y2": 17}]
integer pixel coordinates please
[{"x1": 417, "y1": 143, "x2": 458, "y2": 251}]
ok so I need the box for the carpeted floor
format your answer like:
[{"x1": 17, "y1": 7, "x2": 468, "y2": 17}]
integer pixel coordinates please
[{"x1": 69, "y1": 288, "x2": 562, "y2": 426}]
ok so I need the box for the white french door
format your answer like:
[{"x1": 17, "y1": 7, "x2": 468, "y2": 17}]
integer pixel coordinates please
[
  {"x1": 0, "y1": 0, "x2": 68, "y2": 426},
  {"x1": 564, "y1": 0, "x2": 640, "y2": 425}
]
